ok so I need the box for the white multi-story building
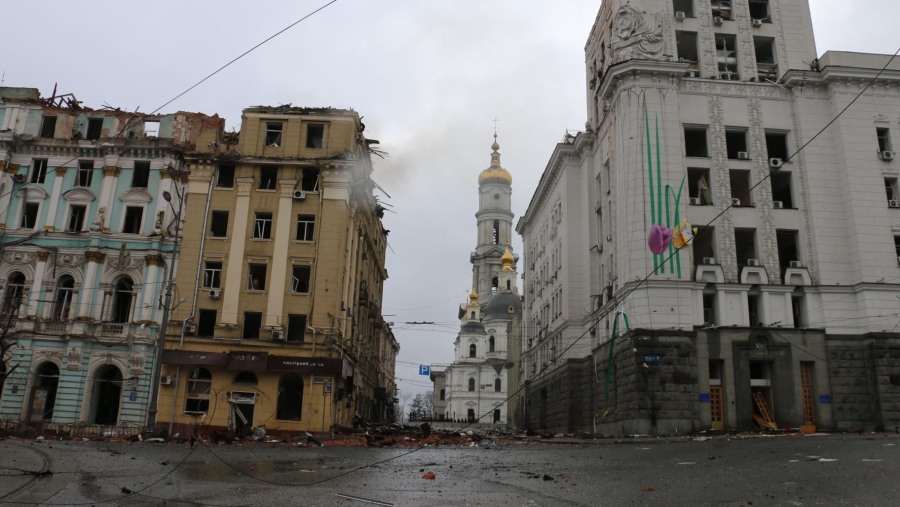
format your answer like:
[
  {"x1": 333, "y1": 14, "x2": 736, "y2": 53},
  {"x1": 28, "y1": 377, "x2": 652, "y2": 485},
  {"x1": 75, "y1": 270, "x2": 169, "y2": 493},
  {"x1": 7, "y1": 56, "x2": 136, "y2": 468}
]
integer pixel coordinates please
[{"x1": 518, "y1": 0, "x2": 900, "y2": 435}]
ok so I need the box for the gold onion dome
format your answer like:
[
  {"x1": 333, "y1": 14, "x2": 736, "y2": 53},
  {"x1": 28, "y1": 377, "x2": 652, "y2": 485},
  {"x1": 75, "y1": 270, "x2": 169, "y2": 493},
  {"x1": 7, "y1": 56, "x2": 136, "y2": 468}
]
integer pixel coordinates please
[
  {"x1": 468, "y1": 289, "x2": 479, "y2": 306},
  {"x1": 501, "y1": 244, "x2": 514, "y2": 271},
  {"x1": 478, "y1": 133, "x2": 513, "y2": 186}
]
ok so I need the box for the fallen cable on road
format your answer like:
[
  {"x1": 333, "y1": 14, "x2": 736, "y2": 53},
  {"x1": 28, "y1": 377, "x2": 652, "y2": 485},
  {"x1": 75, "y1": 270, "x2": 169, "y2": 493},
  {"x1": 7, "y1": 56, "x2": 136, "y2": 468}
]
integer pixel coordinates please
[{"x1": 334, "y1": 492, "x2": 394, "y2": 506}]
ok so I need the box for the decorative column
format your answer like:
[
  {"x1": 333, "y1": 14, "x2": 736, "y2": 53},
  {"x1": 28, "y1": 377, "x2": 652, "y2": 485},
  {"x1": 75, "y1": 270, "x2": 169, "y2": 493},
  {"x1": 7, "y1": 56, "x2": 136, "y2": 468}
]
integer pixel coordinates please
[
  {"x1": 221, "y1": 178, "x2": 253, "y2": 325},
  {"x1": 265, "y1": 180, "x2": 298, "y2": 328},
  {"x1": 43, "y1": 166, "x2": 68, "y2": 231},
  {"x1": 141, "y1": 255, "x2": 165, "y2": 322},
  {"x1": 27, "y1": 251, "x2": 50, "y2": 318},
  {"x1": 77, "y1": 251, "x2": 106, "y2": 319},
  {"x1": 98, "y1": 166, "x2": 120, "y2": 232}
]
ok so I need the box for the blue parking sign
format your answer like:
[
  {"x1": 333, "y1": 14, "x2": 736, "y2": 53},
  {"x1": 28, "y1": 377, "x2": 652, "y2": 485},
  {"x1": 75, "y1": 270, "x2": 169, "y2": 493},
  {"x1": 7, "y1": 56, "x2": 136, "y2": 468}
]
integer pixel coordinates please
[{"x1": 419, "y1": 365, "x2": 430, "y2": 376}]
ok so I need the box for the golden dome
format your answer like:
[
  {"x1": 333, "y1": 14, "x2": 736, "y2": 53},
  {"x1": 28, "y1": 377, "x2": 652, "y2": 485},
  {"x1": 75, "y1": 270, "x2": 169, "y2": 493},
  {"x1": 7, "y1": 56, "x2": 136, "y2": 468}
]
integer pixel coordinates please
[
  {"x1": 501, "y1": 244, "x2": 514, "y2": 271},
  {"x1": 468, "y1": 289, "x2": 479, "y2": 306},
  {"x1": 478, "y1": 133, "x2": 512, "y2": 186}
]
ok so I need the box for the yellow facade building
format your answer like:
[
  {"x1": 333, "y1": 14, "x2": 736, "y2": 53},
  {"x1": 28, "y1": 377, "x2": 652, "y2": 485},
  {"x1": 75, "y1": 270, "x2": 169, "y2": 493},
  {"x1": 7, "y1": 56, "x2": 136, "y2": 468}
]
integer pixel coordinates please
[{"x1": 156, "y1": 106, "x2": 396, "y2": 435}]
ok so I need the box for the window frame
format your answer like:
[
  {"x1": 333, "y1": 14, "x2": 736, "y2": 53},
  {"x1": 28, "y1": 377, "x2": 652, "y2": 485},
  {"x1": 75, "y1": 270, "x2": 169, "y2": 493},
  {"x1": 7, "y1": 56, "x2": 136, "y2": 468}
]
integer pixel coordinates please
[
  {"x1": 216, "y1": 164, "x2": 235, "y2": 188},
  {"x1": 306, "y1": 123, "x2": 325, "y2": 149},
  {"x1": 203, "y1": 261, "x2": 223, "y2": 288},
  {"x1": 264, "y1": 121, "x2": 283, "y2": 147},
  {"x1": 132, "y1": 161, "x2": 150, "y2": 188},
  {"x1": 287, "y1": 314, "x2": 307, "y2": 342},
  {"x1": 184, "y1": 368, "x2": 212, "y2": 414},
  {"x1": 247, "y1": 264, "x2": 267, "y2": 291},
  {"x1": 31, "y1": 159, "x2": 48, "y2": 184},
  {"x1": 253, "y1": 212, "x2": 273, "y2": 239},
  {"x1": 296, "y1": 214, "x2": 315, "y2": 241},
  {"x1": 291, "y1": 265, "x2": 312, "y2": 293},
  {"x1": 259, "y1": 165, "x2": 277, "y2": 190},
  {"x1": 210, "y1": 211, "x2": 229, "y2": 238},
  {"x1": 67, "y1": 204, "x2": 87, "y2": 232},
  {"x1": 20, "y1": 201, "x2": 39, "y2": 229},
  {"x1": 121, "y1": 206, "x2": 144, "y2": 234}
]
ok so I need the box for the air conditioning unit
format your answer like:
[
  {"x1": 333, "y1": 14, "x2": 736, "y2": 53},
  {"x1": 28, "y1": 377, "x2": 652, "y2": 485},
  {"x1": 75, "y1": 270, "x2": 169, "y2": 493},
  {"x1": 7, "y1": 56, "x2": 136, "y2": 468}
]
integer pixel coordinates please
[
  {"x1": 675, "y1": 11, "x2": 686, "y2": 21},
  {"x1": 690, "y1": 197, "x2": 702, "y2": 205},
  {"x1": 773, "y1": 200, "x2": 784, "y2": 209},
  {"x1": 293, "y1": 190, "x2": 308, "y2": 200},
  {"x1": 788, "y1": 260, "x2": 803, "y2": 268},
  {"x1": 208, "y1": 288, "x2": 221, "y2": 299},
  {"x1": 12, "y1": 174, "x2": 26, "y2": 184},
  {"x1": 271, "y1": 329, "x2": 284, "y2": 341},
  {"x1": 769, "y1": 158, "x2": 783, "y2": 168},
  {"x1": 160, "y1": 376, "x2": 173, "y2": 386},
  {"x1": 890, "y1": 200, "x2": 900, "y2": 208},
  {"x1": 746, "y1": 258, "x2": 760, "y2": 266},
  {"x1": 737, "y1": 151, "x2": 750, "y2": 160},
  {"x1": 702, "y1": 257, "x2": 717, "y2": 265},
  {"x1": 714, "y1": 16, "x2": 724, "y2": 25},
  {"x1": 732, "y1": 198, "x2": 742, "y2": 206},
  {"x1": 184, "y1": 324, "x2": 197, "y2": 334},
  {"x1": 879, "y1": 151, "x2": 895, "y2": 161},
  {"x1": 752, "y1": 18, "x2": 763, "y2": 27}
]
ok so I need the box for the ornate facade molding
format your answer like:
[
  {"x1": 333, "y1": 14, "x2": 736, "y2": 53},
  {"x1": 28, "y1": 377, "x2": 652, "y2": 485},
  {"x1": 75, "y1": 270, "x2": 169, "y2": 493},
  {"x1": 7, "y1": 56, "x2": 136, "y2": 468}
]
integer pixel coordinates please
[{"x1": 85, "y1": 251, "x2": 107, "y2": 264}]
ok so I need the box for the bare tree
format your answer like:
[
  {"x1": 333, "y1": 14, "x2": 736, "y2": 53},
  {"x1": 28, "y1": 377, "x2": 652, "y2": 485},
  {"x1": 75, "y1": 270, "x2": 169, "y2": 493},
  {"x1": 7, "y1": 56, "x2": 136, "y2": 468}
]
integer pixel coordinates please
[
  {"x1": 397, "y1": 391, "x2": 413, "y2": 424},
  {"x1": 0, "y1": 294, "x2": 22, "y2": 396}
]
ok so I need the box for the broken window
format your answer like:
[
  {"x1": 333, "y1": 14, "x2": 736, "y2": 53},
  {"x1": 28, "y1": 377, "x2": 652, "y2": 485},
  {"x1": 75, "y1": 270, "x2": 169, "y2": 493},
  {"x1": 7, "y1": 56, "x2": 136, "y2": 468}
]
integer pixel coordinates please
[
  {"x1": 132, "y1": 161, "x2": 150, "y2": 188},
  {"x1": 143, "y1": 120, "x2": 160, "y2": 137},
  {"x1": 242, "y1": 312, "x2": 262, "y2": 339},
  {"x1": 86, "y1": 118, "x2": 103, "y2": 141},
  {"x1": 76, "y1": 161, "x2": 94, "y2": 187},
  {"x1": 684, "y1": 126, "x2": 709, "y2": 157},
  {"x1": 67, "y1": 205, "x2": 86, "y2": 232},
  {"x1": 292, "y1": 265, "x2": 311, "y2": 293},
  {"x1": 676, "y1": 31, "x2": 699, "y2": 71},
  {"x1": 276, "y1": 374, "x2": 304, "y2": 420},
  {"x1": 688, "y1": 168, "x2": 712, "y2": 205},
  {"x1": 765, "y1": 131, "x2": 789, "y2": 161},
  {"x1": 715, "y1": 34, "x2": 739, "y2": 80},
  {"x1": 264, "y1": 122, "x2": 283, "y2": 147},
  {"x1": 296, "y1": 214, "x2": 315, "y2": 241},
  {"x1": 306, "y1": 123, "x2": 325, "y2": 148},
  {"x1": 749, "y1": 0, "x2": 770, "y2": 21},
  {"x1": 886, "y1": 178, "x2": 899, "y2": 205},
  {"x1": 754, "y1": 37, "x2": 777, "y2": 81},
  {"x1": 729, "y1": 169, "x2": 753, "y2": 206},
  {"x1": 747, "y1": 288, "x2": 763, "y2": 326},
  {"x1": 217, "y1": 164, "x2": 234, "y2": 188},
  {"x1": 710, "y1": 0, "x2": 732, "y2": 20},
  {"x1": 21, "y1": 202, "x2": 39, "y2": 229},
  {"x1": 777, "y1": 229, "x2": 800, "y2": 274},
  {"x1": 725, "y1": 129, "x2": 749, "y2": 159},
  {"x1": 53, "y1": 276, "x2": 75, "y2": 321},
  {"x1": 693, "y1": 226, "x2": 716, "y2": 267},
  {"x1": 673, "y1": 0, "x2": 694, "y2": 17},
  {"x1": 40, "y1": 116, "x2": 57, "y2": 138},
  {"x1": 122, "y1": 206, "x2": 143, "y2": 234},
  {"x1": 31, "y1": 159, "x2": 48, "y2": 184},
  {"x1": 301, "y1": 167, "x2": 320, "y2": 191},
  {"x1": 197, "y1": 310, "x2": 217, "y2": 338},
  {"x1": 287, "y1": 314, "x2": 307, "y2": 342},
  {"x1": 253, "y1": 212, "x2": 272, "y2": 239},
  {"x1": 259, "y1": 165, "x2": 277, "y2": 190},
  {"x1": 771, "y1": 171, "x2": 794, "y2": 208},
  {"x1": 247, "y1": 264, "x2": 267, "y2": 291},
  {"x1": 734, "y1": 228, "x2": 758, "y2": 267},
  {"x1": 185, "y1": 368, "x2": 212, "y2": 413},
  {"x1": 203, "y1": 261, "x2": 222, "y2": 288},
  {"x1": 877, "y1": 127, "x2": 893, "y2": 153},
  {"x1": 702, "y1": 290, "x2": 718, "y2": 325},
  {"x1": 210, "y1": 211, "x2": 229, "y2": 237}
]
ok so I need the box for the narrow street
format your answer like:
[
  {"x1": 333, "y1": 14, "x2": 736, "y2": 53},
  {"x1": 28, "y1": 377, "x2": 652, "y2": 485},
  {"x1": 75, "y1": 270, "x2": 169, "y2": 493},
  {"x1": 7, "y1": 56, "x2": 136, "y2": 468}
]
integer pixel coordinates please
[{"x1": 2, "y1": 432, "x2": 898, "y2": 506}]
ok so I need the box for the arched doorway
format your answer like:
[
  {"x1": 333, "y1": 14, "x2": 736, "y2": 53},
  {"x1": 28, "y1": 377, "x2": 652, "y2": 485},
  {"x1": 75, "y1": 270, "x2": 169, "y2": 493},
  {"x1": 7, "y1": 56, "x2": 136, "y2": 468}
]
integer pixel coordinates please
[
  {"x1": 30, "y1": 363, "x2": 59, "y2": 422},
  {"x1": 90, "y1": 365, "x2": 122, "y2": 425},
  {"x1": 276, "y1": 374, "x2": 304, "y2": 421}
]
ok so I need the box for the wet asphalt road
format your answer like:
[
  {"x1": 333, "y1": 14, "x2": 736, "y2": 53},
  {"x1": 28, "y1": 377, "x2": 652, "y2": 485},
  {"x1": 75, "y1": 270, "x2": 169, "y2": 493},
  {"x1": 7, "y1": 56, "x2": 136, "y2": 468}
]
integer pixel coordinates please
[{"x1": 1, "y1": 433, "x2": 899, "y2": 506}]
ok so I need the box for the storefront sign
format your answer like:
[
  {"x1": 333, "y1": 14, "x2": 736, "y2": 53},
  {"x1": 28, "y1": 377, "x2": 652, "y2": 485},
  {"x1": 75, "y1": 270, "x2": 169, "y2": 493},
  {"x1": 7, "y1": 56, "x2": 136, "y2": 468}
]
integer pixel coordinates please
[
  {"x1": 162, "y1": 350, "x2": 229, "y2": 367},
  {"x1": 698, "y1": 393, "x2": 711, "y2": 403},
  {"x1": 819, "y1": 394, "x2": 832, "y2": 404},
  {"x1": 644, "y1": 355, "x2": 661, "y2": 363},
  {"x1": 228, "y1": 352, "x2": 269, "y2": 372},
  {"x1": 267, "y1": 356, "x2": 342, "y2": 374}
]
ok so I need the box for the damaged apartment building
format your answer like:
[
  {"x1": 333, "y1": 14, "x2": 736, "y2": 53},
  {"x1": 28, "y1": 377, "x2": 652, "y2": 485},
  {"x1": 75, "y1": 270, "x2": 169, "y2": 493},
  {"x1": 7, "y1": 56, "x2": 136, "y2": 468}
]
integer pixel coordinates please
[
  {"x1": 518, "y1": 0, "x2": 900, "y2": 435},
  {"x1": 157, "y1": 105, "x2": 398, "y2": 436},
  {"x1": 0, "y1": 86, "x2": 221, "y2": 427}
]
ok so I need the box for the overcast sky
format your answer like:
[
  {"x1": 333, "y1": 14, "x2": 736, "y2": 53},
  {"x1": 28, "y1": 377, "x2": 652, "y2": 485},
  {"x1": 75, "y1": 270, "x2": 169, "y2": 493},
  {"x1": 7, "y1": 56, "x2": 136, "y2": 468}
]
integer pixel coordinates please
[{"x1": 3, "y1": 0, "x2": 897, "y2": 398}]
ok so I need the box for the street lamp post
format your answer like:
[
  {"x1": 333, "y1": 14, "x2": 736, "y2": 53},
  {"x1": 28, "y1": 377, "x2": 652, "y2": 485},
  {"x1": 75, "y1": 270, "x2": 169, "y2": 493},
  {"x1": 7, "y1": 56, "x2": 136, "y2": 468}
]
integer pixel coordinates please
[{"x1": 146, "y1": 164, "x2": 186, "y2": 431}]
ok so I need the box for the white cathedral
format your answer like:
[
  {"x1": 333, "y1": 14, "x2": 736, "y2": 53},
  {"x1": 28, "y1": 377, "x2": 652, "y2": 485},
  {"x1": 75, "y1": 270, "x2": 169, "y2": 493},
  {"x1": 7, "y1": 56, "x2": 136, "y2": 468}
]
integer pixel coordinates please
[{"x1": 440, "y1": 135, "x2": 523, "y2": 424}]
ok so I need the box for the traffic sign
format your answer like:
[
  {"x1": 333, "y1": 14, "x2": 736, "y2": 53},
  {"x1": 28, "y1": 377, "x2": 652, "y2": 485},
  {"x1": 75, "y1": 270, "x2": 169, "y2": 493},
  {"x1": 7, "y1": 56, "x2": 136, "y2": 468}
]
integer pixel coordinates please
[{"x1": 419, "y1": 365, "x2": 431, "y2": 376}]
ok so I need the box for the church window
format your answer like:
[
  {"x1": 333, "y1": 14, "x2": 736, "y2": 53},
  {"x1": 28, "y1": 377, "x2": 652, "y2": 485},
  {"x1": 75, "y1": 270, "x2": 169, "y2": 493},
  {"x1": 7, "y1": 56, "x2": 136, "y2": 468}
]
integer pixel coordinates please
[
  {"x1": 439, "y1": 388, "x2": 445, "y2": 400},
  {"x1": 491, "y1": 276, "x2": 498, "y2": 295},
  {"x1": 492, "y1": 220, "x2": 499, "y2": 245},
  {"x1": 494, "y1": 378, "x2": 501, "y2": 392},
  {"x1": 469, "y1": 344, "x2": 476, "y2": 358},
  {"x1": 506, "y1": 279, "x2": 511, "y2": 290},
  {"x1": 468, "y1": 378, "x2": 475, "y2": 391},
  {"x1": 489, "y1": 336, "x2": 495, "y2": 352}
]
